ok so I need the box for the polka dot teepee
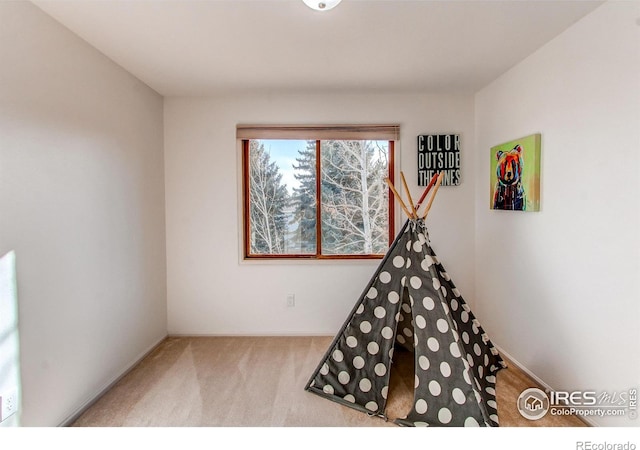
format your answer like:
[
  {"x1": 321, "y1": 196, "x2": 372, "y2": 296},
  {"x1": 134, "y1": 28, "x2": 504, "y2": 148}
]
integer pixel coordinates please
[{"x1": 305, "y1": 173, "x2": 507, "y2": 427}]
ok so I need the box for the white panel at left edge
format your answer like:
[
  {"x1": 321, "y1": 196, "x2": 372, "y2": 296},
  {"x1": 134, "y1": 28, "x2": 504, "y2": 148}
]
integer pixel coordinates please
[{"x1": 0, "y1": 251, "x2": 21, "y2": 426}]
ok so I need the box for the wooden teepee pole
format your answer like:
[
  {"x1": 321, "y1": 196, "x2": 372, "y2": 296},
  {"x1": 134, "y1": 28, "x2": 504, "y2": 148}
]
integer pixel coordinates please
[
  {"x1": 385, "y1": 178, "x2": 413, "y2": 219},
  {"x1": 415, "y1": 172, "x2": 439, "y2": 211},
  {"x1": 421, "y1": 172, "x2": 444, "y2": 220},
  {"x1": 400, "y1": 172, "x2": 417, "y2": 219}
]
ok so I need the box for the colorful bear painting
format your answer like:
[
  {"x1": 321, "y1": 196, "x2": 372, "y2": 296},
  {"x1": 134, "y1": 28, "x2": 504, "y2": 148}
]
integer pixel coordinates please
[{"x1": 490, "y1": 134, "x2": 541, "y2": 212}]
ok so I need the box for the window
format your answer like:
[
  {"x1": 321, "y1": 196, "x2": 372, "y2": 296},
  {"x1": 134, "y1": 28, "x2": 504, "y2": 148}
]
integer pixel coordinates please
[{"x1": 239, "y1": 125, "x2": 398, "y2": 259}]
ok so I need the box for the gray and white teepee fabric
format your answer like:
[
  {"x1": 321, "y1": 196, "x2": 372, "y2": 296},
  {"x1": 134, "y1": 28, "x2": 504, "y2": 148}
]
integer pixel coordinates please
[{"x1": 305, "y1": 219, "x2": 507, "y2": 427}]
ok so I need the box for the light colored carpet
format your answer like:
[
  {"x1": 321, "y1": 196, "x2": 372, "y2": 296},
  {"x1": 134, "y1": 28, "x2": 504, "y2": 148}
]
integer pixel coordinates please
[{"x1": 71, "y1": 336, "x2": 586, "y2": 427}]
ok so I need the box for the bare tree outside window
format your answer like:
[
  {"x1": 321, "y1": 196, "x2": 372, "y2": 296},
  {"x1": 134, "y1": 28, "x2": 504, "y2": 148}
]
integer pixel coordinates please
[
  {"x1": 248, "y1": 140, "x2": 289, "y2": 254},
  {"x1": 321, "y1": 140, "x2": 389, "y2": 255}
]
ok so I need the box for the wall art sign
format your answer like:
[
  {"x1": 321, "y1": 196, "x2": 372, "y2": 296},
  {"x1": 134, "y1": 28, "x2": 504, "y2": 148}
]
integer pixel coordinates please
[
  {"x1": 490, "y1": 133, "x2": 541, "y2": 212},
  {"x1": 417, "y1": 134, "x2": 460, "y2": 186}
]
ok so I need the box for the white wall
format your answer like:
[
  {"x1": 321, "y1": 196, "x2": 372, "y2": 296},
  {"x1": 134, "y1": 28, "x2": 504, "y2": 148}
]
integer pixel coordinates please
[
  {"x1": 474, "y1": 1, "x2": 639, "y2": 427},
  {"x1": 0, "y1": 2, "x2": 167, "y2": 426},
  {"x1": 164, "y1": 92, "x2": 476, "y2": 335}
]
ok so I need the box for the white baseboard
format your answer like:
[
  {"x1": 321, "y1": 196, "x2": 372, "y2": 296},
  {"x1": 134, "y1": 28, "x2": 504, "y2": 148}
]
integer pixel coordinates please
[
  {"x1": 494, "y1": 344, "x2": 596, "y2": 427},
  {"x1": 167, "y1": 332, "x2": 335, "y2": 337},
  {"x1": 59, "y1": 334, "x2": 168, "y2": 427}
]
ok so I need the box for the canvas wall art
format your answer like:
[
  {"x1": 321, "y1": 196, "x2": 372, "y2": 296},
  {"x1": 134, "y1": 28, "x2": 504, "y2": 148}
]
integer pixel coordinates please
[{"x1": 490, "y1": 133, "x2": 541, "y2": 212}]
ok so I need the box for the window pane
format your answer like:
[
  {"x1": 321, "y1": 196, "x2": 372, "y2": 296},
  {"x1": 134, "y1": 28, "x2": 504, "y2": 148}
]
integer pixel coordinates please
[
  {"x1": 320, "y1": 140, "x2": 390, "y2": 255},
  {"x1": 248, "y1": 140, "x2": 316, "y2": 255}
]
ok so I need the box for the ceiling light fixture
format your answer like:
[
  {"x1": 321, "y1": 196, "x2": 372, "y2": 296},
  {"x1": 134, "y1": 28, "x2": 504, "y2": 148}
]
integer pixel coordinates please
[{"x1": 303, "y1": 0, "x2": 342, "y2": 11}]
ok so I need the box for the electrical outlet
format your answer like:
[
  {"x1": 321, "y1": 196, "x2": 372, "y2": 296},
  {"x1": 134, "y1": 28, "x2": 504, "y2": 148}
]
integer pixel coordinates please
[
  {"x1": 0, "y1": 389, "x2": 18, "y2": 422},
  {"x1": 286, "y1": 294, "x2": 295, "y2": 307}
]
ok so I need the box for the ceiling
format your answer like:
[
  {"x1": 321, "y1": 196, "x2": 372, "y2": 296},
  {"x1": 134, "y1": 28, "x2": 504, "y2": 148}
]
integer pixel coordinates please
[{"x1": 32, "y1": 0, "x2": 603, "y2": 96}]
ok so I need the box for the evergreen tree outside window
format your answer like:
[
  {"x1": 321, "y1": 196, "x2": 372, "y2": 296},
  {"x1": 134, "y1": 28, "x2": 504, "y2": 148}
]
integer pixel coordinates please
[{"x1": 242, "y1": 132, "x2": 396, "y2": 259}]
